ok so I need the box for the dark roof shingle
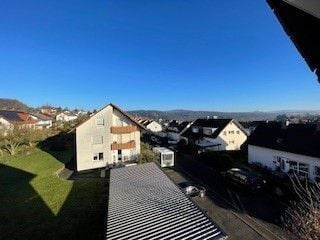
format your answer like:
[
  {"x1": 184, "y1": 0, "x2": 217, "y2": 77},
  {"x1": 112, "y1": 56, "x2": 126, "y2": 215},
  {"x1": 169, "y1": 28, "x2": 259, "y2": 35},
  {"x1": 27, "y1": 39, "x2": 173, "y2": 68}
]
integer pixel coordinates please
[{"x1": 248, "y1": 122, "x2": 320, "y2": 158}]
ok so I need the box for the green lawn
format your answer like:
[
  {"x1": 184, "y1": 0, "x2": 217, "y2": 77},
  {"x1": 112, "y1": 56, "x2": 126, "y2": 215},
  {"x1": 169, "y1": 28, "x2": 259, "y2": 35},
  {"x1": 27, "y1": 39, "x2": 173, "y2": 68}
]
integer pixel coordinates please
[{"x1": 0, "y1": 148, "x2": 107, "y2": 240}]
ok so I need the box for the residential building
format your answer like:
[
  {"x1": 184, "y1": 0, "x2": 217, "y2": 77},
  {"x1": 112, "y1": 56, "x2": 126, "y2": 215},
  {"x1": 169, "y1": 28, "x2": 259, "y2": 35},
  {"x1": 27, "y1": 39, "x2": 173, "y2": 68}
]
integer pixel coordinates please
[
  {"x1": 56, "y1": 112, "x2": 78, "y2": 122},
  {"x1": 141, "y1": 119, "x2": 163, "y2": 132},
  {"x1": 248, "y1": 122, "x2": 320, "y2": 183},
  {"x1": 239, "y1": 121, "x2": 269, "y2": 135},
  {"x1": 75, "y1": 103, "x2": 144, "y2": 171},
  {"x1": 0, "y1": 110, "x2": 38, "y2": 130},
  {"x1": 182, "y1": 118, "x2": 248, "y2": 151},
  {"x1": 166, "y1": 120, "x2": 192, "y2": 144},
  {"x1": 40, "y1": 107, "x2": 57, "y2": 116},
  {"x1": 29, "y1": 113, "x2": 53, "y2": 128}
]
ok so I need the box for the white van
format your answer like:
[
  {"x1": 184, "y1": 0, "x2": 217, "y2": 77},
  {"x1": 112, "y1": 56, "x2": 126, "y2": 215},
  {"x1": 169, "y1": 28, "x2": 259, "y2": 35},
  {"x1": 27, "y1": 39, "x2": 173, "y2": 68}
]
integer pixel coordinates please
[{"x1": 153, "y1": 147, "x2": 175, "y2": 167}]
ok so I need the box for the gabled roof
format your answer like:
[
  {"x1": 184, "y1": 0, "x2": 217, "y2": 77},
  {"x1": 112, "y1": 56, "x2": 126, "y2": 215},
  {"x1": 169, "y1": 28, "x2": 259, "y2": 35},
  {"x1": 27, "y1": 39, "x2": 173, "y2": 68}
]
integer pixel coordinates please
[
  {"x1": 182, "y1": 119, "x2": 232, "y2": 138},
  {"x1": 166, "y1": 120, "x2": 191, "y2": 133},
  {"x1": 267, "y1": 0, "x2": 320, "y2": 82},
  {"x1": 30, "y1": 112, "x2": 53, "y2": 121},
  {"x1": 239, "y1": 121, "x2": 268, "y2": 129},
  {"x1": 76, "y1": 103, "x2": 146, "y2": 130},
  {"x1": 0, "y1": 110, "x2": 38, "y2": 125},
  {"x1": 248, "y1": 122, "x2": 320, "y2": 158},
  {"x1": 0, "y1": 110, "x2": 22, "y2": 122},
  {"x1": 182, "y1": 118, "x2": 248, "y2": 139},
  {"x1": 110, "y1": 103, "x2": 146, "y2": 130},
  {"x1": 177, "y1": 121, "x2": 191, "y2": 132}
]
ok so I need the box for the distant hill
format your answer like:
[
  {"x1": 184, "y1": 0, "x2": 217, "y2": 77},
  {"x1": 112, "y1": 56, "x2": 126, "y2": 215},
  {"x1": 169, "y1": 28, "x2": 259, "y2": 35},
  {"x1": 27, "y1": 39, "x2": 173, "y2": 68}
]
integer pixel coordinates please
[
  {"x1": 128, "y1": 109, "x2": 320, "y2": 121},
  {"x1": 0, "y1": 98, "x2": 32, "y2": 112}
]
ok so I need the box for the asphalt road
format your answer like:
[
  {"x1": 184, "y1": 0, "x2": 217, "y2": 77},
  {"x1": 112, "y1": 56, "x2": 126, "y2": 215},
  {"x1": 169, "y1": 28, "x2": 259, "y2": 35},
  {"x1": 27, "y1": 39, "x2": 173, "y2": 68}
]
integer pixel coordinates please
[{"x1": 175, "y1": 153, "x2": 289, "y2": 239}]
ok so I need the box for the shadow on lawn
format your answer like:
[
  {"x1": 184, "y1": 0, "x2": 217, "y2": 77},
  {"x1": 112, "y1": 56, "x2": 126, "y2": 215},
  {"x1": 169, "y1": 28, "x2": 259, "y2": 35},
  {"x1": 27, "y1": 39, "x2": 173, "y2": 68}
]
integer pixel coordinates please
[{"x1": 0, "y1": 132, "x2": 108, "y2": 240}]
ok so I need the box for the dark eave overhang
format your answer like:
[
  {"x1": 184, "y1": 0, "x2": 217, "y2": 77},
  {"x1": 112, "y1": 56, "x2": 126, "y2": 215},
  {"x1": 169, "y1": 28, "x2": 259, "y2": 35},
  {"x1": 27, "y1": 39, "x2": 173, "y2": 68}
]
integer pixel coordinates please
[{"x1": 267, "y1": 0, "x2": 320, "y2": 82}]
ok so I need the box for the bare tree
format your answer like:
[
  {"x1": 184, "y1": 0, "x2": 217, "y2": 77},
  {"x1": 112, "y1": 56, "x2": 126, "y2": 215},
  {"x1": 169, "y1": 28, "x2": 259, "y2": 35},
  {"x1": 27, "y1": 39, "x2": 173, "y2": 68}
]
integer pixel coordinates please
[
  {"x1": 23, "y1": 128, "x2": 50, "y2": 148},
  {"x1": 283, "y1": 176, "x2": 320, "y2": 240},
  {"x1": 0, "y1": 127, "x2": 24, "y2": 155}
]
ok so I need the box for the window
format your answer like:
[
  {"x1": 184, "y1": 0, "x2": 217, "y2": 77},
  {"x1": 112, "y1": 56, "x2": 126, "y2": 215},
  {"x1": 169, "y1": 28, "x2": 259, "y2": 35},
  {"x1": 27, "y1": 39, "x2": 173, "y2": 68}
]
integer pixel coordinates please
[
  {"x1": 228, "y1": 130, "x2": 234, "y2": 134},
  {"x1": 289, "y1": 161, "x2": 309, "y2": 178},
  {"x1": 203, "y1": 128, "x2": 213, "y2": 135},
  {"x1": 223, "y1": 131, "x2": 227, "y2": 136},
  {"x1": 229, "y1": 140, "x2": 235, "y2": 144},
  {"x1": 93, "y1": 152, "x2": 103, "y2": 161},
  {"x1": 96, "y1": 118, "x2": 104, "y2": 126},
  {"x1": 163, "y1": 154, "x2": 173, "y2": 161},
  {"x1": 236, "y1": 130, "x2": 240, "y2": 134},
  {"x1": 92, "y1": 136, "x2": 103, "y2": 144}
]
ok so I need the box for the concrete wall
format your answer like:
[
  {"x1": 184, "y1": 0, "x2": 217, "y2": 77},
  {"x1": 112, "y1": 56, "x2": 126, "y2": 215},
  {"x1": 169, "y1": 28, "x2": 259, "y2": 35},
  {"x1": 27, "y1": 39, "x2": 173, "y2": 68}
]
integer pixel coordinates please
[{"x1": 248, "y1": 145, "x2": 320, "y2": 182}]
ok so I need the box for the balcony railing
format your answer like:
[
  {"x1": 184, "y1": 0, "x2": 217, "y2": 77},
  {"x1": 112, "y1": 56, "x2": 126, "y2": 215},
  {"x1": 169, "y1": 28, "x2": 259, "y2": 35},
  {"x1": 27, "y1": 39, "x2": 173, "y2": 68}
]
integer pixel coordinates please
[
  {"x1": 111, "y1": 140, "x2": 136, "y2": 150},
  {"x1": 110, "y1": 126, "x2": 137, "y2": 134}
]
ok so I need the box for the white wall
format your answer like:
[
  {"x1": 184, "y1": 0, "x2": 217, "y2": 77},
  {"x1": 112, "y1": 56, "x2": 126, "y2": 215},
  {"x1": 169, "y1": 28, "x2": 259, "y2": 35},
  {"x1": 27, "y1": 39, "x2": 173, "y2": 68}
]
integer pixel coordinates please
[
  {"x1": 146, "y1": 121, "x2": 162, "y2": 132},
  {"x1": 76, "y1": 105, "x2": 140, "y2": 171},
  {"x1": 0, "y1": 117, "x2": 12, "y2": 129},
  {"x1": 198, "y1": 120, "x2": 247, "y2": 151},
  {"x1": 248, "y1": 145, "x2": 320, "y2": 182},
  {"x1": 56, "y1": 113, "x2": 77, "y2": 122}
]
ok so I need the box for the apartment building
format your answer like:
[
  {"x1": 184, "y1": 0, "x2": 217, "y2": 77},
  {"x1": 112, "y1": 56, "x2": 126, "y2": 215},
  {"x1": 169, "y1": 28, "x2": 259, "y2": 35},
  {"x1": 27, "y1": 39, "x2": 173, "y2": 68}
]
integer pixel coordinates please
[{"x1": 76, "y1": 103, "x2": 143, "y2": 171}]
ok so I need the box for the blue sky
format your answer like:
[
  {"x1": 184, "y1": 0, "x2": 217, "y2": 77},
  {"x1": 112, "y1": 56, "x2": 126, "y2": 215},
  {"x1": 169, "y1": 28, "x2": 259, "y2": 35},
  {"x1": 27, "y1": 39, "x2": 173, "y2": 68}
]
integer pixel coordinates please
[{"x1": 0, "y1": 0, "x2": 319, "y2": 111}]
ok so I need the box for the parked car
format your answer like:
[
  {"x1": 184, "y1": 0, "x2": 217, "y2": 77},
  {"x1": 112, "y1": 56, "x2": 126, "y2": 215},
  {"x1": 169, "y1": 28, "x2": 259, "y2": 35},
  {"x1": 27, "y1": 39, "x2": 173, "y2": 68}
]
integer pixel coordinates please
[
  {"x1": 222, "y1": 168, "x2": 267, "y2": 190},
  {"x1": 178, "y1": 182, "x2": 206, "y2": 197}
]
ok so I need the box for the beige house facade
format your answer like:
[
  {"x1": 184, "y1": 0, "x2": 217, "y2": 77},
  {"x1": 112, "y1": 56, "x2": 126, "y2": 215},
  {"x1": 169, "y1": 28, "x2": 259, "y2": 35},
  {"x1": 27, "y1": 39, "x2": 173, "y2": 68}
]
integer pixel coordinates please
[
  {"x1": 182, "y1": 119, "x2": 248, "y2": 151},
  {"x1": 76, "y1": 103, "x2": 142, "y2": 171}
]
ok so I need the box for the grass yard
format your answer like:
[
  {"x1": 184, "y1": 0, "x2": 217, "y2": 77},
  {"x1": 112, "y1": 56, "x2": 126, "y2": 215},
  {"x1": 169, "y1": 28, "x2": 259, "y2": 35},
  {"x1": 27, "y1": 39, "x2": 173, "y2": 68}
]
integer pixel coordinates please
[{"x1": 0, "y1": 148, "x2": 107, "y2": 240}]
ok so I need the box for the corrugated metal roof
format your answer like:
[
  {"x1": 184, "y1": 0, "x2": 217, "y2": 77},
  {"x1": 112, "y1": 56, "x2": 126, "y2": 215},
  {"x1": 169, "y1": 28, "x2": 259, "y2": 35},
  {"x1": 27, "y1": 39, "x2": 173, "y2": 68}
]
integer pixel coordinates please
[{"x1": 106, "y1": 163, "x2": 226, "y2": 240}]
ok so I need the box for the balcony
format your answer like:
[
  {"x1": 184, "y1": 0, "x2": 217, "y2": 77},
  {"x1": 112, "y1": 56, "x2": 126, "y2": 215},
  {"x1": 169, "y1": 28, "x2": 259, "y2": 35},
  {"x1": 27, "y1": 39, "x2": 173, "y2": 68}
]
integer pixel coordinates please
[
  {"x1": 111, "y1": 140, "x2": 136, "y2": 150},
  {"x1": 110, "y1": 126, "x2": 137, "y2": 134}
]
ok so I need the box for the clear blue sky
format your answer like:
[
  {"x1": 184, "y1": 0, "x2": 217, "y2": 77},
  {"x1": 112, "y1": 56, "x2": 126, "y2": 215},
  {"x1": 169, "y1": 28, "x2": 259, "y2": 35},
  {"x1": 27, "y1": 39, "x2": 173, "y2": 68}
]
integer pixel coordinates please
[{"x1": 0, "y1": 0, "x2": 319, "y2": 111}]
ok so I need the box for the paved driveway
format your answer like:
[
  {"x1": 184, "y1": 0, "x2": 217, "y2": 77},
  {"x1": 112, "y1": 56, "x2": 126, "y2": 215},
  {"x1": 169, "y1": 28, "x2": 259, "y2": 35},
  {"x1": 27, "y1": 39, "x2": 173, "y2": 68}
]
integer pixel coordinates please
[{"x1": 168, "y1": 153, "x2": 290, "y2": 240}]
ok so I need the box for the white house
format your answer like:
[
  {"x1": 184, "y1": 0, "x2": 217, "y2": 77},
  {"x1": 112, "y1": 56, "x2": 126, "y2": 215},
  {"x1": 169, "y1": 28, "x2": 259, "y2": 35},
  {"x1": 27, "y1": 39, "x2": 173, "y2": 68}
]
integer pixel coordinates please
[
  {"x1": 75, "y1": 103, "x2": 144, "y2": 171},
  {"x1": 141, "y1": 119, "x2": 163, "y2": 132},
  {"x1": 30, "y1": 113, "x2": 53, "y2": 128},
  {"x1": 56, "y1": 112, "x2": 78, "y2": 122},
  {"x1": 0, "y1": 110, "x2": 38, "y2": 130},
  {"x1": 248, "y1": 122, "x2": 320, "y2": 183},
  {"x1": 182, "y1": 118, "x2": 248, "y2": 151}
]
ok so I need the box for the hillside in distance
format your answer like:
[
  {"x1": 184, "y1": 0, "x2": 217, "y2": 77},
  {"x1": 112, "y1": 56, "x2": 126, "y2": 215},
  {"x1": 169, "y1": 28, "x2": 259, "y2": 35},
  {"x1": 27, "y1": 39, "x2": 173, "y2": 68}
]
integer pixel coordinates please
[
  {"x1": 0, "y1": 98, "x2": 32, "y2": 112},
  {"x1": 128, "y1": 109, "x2": 320, "y2": 121}
]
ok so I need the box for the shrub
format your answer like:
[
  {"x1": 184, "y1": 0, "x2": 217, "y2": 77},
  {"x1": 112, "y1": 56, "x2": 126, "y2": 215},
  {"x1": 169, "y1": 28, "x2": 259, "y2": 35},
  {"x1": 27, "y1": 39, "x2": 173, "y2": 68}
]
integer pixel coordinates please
[
  {"x1": 283, "y1": 177, "x2": 320, "y2": 240},
  {"x1": 137, "y1": 143, "x2": 156, "y2": 164}
]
